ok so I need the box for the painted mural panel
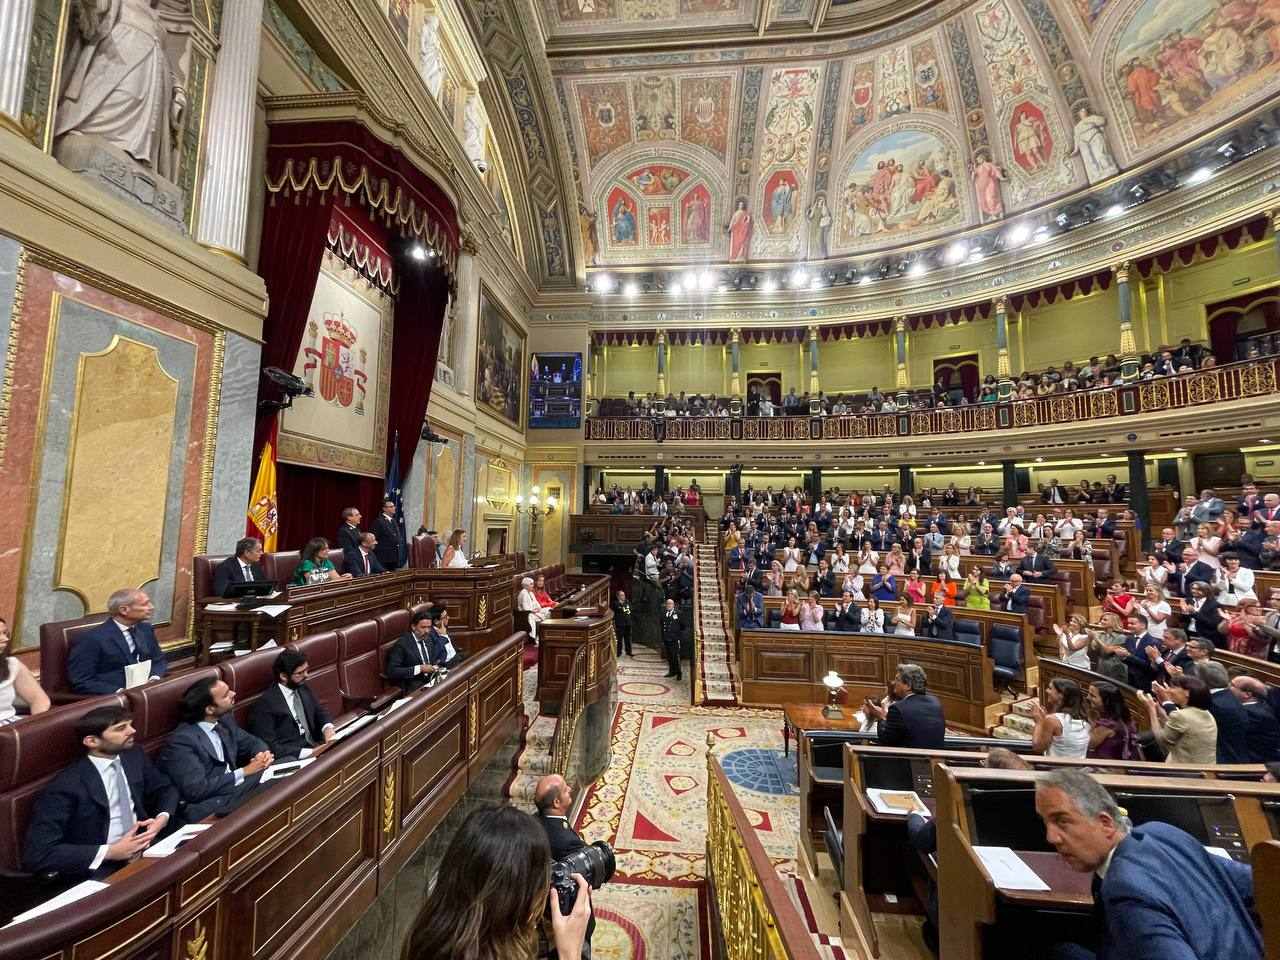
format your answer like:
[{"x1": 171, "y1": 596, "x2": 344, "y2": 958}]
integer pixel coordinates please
[
  {"x1": 762, "y1": 68, "x2": 821, "y2": 168},
  {"x1": 680, "y1": 76, "x2": 733, "y2": 161},
  {"x1": 578, "y1": 80, "x2": 633, "y2": 166},
  {"x1": 634, "y1": 76, "x2": 678, "y2": 140},
  {"x1": 475, "y1": 288, "x2": 526, "y2": 429}
]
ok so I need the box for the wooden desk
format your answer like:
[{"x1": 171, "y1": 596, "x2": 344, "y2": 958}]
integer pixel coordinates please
[
  {"x1": 783, "y1": 703, "x2": 862, "y2": 757},
  {"x1": 535, "y1": 609, "x2": 617, "y2": 714},
  {"x1": 997, "y1": 850, "x2": 1093, "y2": 907}
]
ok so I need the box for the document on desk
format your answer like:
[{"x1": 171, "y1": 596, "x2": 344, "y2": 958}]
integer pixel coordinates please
[
  {"x1": 380, "y1": 697, "x2": 412, "y2": 717},
  {"x1": 124, "y1": 660, "x2": 152, "y2": 690},
  {"x1": 5, "y1": 880, "x2": 109, "y2": 926},
  {"x1": 253, "y1": 604, "x2": 292, "y2": 618},
  {"x1": 143, "y1": 824, "x2": 212, "y2": 858},
  {"x1": 973, "y1": 846, "x2": 1051, "y2": 891},
  {"x1": 333, "y1": 714, "x2": 378, "y2": 740},
  {"x1": 261, "y1": 758, "x2": 316, "y2": 783},
  {"x1": 206, "y1": 602, "x2": 241, "y2": 612},
  {"x1": 865, "y1": 788, "x2": 929, "y2": 816}
]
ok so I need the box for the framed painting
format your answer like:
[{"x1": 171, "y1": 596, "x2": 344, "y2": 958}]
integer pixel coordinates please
[{"x1": 475, "y1": 286, "x2": 526, "y2": 428}]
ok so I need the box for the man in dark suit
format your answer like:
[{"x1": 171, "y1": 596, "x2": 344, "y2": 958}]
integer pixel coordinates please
[
  {"x1": 1181, "y1": 580, "x2": 1224, "y2": 639},
  {"x1": 995, "y1": 574, "x2": 1030, "y2": 614},
  {"x1": 1036, "y1": 768, "x2": 1262, "y2": 960},
  {"x1": 736, "y1": 583, "x2": 763, "y2": 629},
  {"x1": 863, "y1": 663, "x2": 946, "y2": 749},
  {"x1": 905, "y1": 538, "x2": 931, "y2": 575},
  {"x1": 1198, "y1": 661, "x2": 1251, "y2": 764},
  {"x1": 1040, "y1": 479, "x2": 1068, "y2": 504},
  {"x1": 385, "y1": 608, "x2": 445, "y2": 691},
  {"x1": 371, "y1": 498, "x2": 405, "y2": 571},
  {"x1": 68, "y1": 589, "x2": 169, "y2": 695},
  {"x1": 246, "y1": 650, "x2": 335, "y2": 760},
  {"x1": 336, "y1": 506, "x2": 362, "y2": 555},
  {"x1": 611, "y1": 590, "x2": 633, "y2": 656},
  {"x1": 831, "y1": 591, "x2": 861, "y2": 631},
  {"x1": 24, "y1": 705, "x2": 178, "y2": 878},
  {"x1": 1100, "y1": 614, "x2": 1160, "y2": 691},
  {"x1": 1230, "y1": 676, "x2": 1280, "y2": 763},
  {"x1": 212, "y1": 537, "x2": 269, "y2": 597},
  {"x1": 1150, "y1": 628, "x2": 1195, "y2": 679},
  {"x1": 920, "y1": 599, "x2": 956, "y2": 641},
  {"x1": 1018, "y1": 545, "x2": 1055, "y2": 581},
  {"x1": 535, "y1": 773, "x2": 595, "y2": 958},
  {"x1": 1093, "y1": 508, "x2": 1117, "y2": 539},
  {"x1": 1100, "y1": 474, "x2": 1127, "y2": 502},
  {"x1": 429, "y1": 609, "x2": 465, "y2": 669},
  {"x1": 661, "y1": 598, "x2": 682, "y2": 680},
  {"x1": 345, "y1": 531, "x2": 386, "y2": 578},
  {"x1": 159, "y1": 677, "x2": 273, "y2": 824}
]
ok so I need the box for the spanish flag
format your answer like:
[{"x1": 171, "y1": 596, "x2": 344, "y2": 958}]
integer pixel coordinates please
[{"x1": 247, "y1": 420, "x2": 279, "y2": 552}]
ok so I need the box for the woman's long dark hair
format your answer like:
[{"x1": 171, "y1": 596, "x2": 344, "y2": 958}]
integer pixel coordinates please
[
  {"x1": 301, "y1": 537, "x2": 328, "y2": 564},
  {"x1": 1050, "y1": 678, "x2": 1088, "y2": 721},
  {"x1": 403, "y1": 806, "x2": 551, "y2": 960},
  {"x1": 1091, "y1": 682, "x2": 1129, "y2": 724}
]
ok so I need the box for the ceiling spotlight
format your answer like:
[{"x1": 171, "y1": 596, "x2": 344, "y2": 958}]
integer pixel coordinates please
[
  {"x1": 410, "y1": 244, "x2": 427, "y2": 261},
  {"x1": 789, "y1": 268, "x2": 809, "y2": 287},
  {"x1": 908, "y1": 261, "x2": 927, "y2": 278},
  {"x1": 968, "y1": 249, "x2": 986, "y2": 263},
  {"x1": 946, "y1": 242, "x2": 968, "y2": 264},
  {"x1": 1055, "y1": 211, "x2": 1071, "y2": 228},
  {"x1": 1128, "y1": 182, "x2": 1149, "y2": 201},
  {"x1": 698, "y1": 270, "x2": 716, "y2": 291},
  {"x1": 593, "y1": 274, "x2": 615, "y2": 294},
  {"x1": 622, "y1": 280, "x2": 639, "y2": 298},
  {"x1": 809, "y1": 274, "x2": 824, "y2": 289},
  {"x1": 1185, "y1": 166, "x2": 1213, "y2": 186},
  {"x1": 1005, "y1": 223, "x2": 1030, "y2": 246},
  {"x1": 1105, "y1": 203, "x2": 1124, "y2": 219},
  {"x1": 859, "y1": 275, "x2": 873, "y2": 286},
  {"x1": 761, "y1": 278, "x2": 778, "y2": 293},
  {"x1": 669, "y1": 278, "x2": 684, "y2": 295},
  {"x1": 1217, "y1": 140, "x2": 1239, "y2": 160}
]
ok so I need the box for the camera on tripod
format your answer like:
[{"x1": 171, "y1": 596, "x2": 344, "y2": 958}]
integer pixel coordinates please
[{"x1": 549, "y1": 841, "x2": 615, "y2": 914}]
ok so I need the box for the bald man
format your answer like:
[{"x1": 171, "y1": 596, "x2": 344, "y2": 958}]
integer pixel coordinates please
[{"x1": 535, "y1": 774, "x2": 594, "y2": 957}]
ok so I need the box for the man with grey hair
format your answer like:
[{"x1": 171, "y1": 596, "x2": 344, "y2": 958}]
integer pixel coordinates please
[
  {"x1": 1035, "y1": 768, "x2": 1261, "y2": 959},
  {"x1": 862, "y1": 663, "x2": 945, "y2": 748},
  {"x1": 1197, "y1": 661, "x2": 1251, "y2": 764},
  {"x1": 68, "y1": 588, "x2": 168, "y2": 695}
]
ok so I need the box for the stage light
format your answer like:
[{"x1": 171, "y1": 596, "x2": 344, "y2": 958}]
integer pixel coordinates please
[
  {"x1": 593, "y1": 274, "x2": 615, "y2": 293},
  {"x1": 761, "y1": 278, "x2": 778, "y2": 293},
  {"x1": 859, "y1": 275, "x2": 873, "y2": 286},
  {"x1": 946, "y1": 242, "x2": 968, "y2": 264},
  {"x1": 789, "y1": 268, "x2": 809, "y2": 287},
  {"x1": 410, "y1": 244, "x2": 427, "y2": 261},
  {"x1": 1005, "y1": 223, "x2": 1030, "y2": 246},
  {"x1": 1105, "y1": 204, "x2": 1124, "y2": 219},
  {"x1": 908, "y1": 261, "x2": 926, "y2": 278},
  {"x1": 622, "y1": 280, "x2": 639, "y2": 298}
]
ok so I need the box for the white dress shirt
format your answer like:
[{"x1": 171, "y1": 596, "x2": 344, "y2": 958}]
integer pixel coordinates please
[
  {"x1": 199, "y1": 720, "x2": 244, "y2": 786},
  {"x1": 86, "y1": 753, "x2": 149, "y2": 870}
]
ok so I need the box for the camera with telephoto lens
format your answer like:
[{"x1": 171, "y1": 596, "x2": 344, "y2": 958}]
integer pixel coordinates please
[{"x1": 550, "y1": 841, "x2": 615, "y2": 914}]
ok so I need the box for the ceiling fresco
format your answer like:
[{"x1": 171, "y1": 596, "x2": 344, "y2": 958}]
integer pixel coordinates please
[{"x1": 550, "y1": 0, "x2": 1280, "y2": 269}]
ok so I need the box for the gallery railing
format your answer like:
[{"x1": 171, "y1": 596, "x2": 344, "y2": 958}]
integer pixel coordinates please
[{"x1": 584, "y1": 357, "x2": 1279, "y2": 441}]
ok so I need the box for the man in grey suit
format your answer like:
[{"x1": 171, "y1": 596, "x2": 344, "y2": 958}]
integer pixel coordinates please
[{"x1": 159, "y1": 677, "x2": 273, "y2": 824}]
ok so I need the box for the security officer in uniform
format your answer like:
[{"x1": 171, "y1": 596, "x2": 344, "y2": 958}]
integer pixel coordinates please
[
  {"x1": 661, "y1": 597, "x2": 682, "y2": 680},
  {"x1": 611, "y1": 590, "x2": 633, "y2": 657}
]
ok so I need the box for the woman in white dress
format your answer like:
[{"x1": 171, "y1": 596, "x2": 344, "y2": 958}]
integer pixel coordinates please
[
  {"x1": 1053, "y1": 614, "x2": 1092, "y2": 670},
  {"x1": 841, "y1": 572, "x2": 865, "y2": 601},
  {"x1": 516, "y1": 577, "x2": 547, "y2": 641},
  {"x1": 891, "y1": 597, "x2": 916, "y2": 636},
  {"x1": 0, "y1": 618, "x2": 51, "y2": 724},
  {"x1": 898, "y1": 495, "x2": 917, "y2": 520},
  {"x1": 829, "y1": 544, "x2": 850, "y2": 574},
  {"x1": 938, "y1": 542, "x2": 961, "y2": 579},
  {"x1": 856, "y1": 545, "x2": 879, "y2": 576},
  {"x1": 442, "y1": 529, "x2": 470, "y2": 568},
  {"x1": 860, "y1": 597, "x2": 885, "y2": 634},
  {"x1": 1138, "y1": 553, "x2": 1169, "y2": 597},
  {"x1": 1030, "y1": 678, "x2": 1091, "y2": 758},
  {"x1": 782, "y1": 537, "x2": 802, "y2": 573}
]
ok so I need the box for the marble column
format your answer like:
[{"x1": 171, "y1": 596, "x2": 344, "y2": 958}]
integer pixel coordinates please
[
  {"x1": 994, "y1": 296, "x2": 1013, "y2": 401},
  {"x1": 1001, "y1": 460, "x2": 1018, "y2": 509},
  {"x1": 729, "y1": 329, "x2": 741, "y2": 397},
  {"x1": 656, "y1": 331, "x2": 667, "y2": 396},
  {"x1": 451, "y1": 240, "x2": 480, "y2": 397},
  {"x1": 807, "y1": 325, "x2": 820, "y2": 395},
  {"x1": 1115, "y1": 261, "x2": 1139, "y2": 383},
  {"x1": 0, "y1": 1, "x2": 35, "y2": 137},
  {"x1": 894, "y1": 316, "x2": 909, "y2": 405},
  {"x1": 195, "y1": 0, "x2": 266, "y2": 260},
  {"x1": 1127, "y1": 449, "x2": 1152, "y2": 550}
]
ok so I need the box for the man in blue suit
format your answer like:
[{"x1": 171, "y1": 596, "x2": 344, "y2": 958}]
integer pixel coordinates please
[
  {"x1": 736, "y1": 583, "x2": 763, "y2": 629},
  {"x1": 344, "y1": 531, "x2": 387, "y2": 578},
  {"x1": 24, "y1": 705, "x2": 178, "y2": 878},
  {"x1": 1036, "y1": 768, "x2": 1262, "y2": 960},
  {"x1": 159, "y1": 677, "x2": 273, "y2": 824},
  {"x1": 68, "y1": 589, "x2": 168, "y2": 695}
]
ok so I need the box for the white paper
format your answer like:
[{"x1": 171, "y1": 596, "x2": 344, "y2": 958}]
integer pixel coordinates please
[
  {"x1": 251, "y1": 604, "x2": 292, "y2": 618},
  {"x1": 124, "y1": 660, "x2": 151, "y2": 690},
  {"x1": 5, "y1": 880, "x2": 109, "y2": 926},
  {"x1": 973, "y1": 846, "x2": 1051, "y2": 891},
  {"x1": 260, "y1": 758, "x2": 316, "y2": 783},
  {"x1": 381, "y1": 697, "x2": 412, "y2": 716},
  {"x1": 865, "y1": 788, "x2": 928, "y2": 816},
  {"x1": 332, "y1": 714, "x2": 378, "y2": 741},
  {"x1": 205, "y1": 602, "x2": 240, "y2": 612},
  {"x1": 1205, "y1": 846, "x2": 1232, "y2": 859},
  {"x1": 142, "y1": 824, "x2": 212, "y2": 858}
]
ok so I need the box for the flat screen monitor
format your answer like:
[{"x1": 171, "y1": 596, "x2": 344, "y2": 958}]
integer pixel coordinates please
[{"x1": 528, "y1": 352, "x2": 583, "y2": 429}]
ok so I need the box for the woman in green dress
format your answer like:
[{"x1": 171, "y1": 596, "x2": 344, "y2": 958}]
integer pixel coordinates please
[
  {"x1": 963, "y1": 566, "x2": 991, "y2": 609},
  {"x1": 291, "y1": 537, "x2": 352, "y2": 586}
]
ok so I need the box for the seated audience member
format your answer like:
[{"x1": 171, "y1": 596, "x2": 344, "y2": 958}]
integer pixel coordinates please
[
  {"x1": 336, "y1": 506, "x2": 363, "y2": 554},
  {"x1": 346, "y1": 532, "x2": 386, "y2": 578},
  {"x1": 1197, "y1": 661, "x2": 1251, "y2": 764},
  {"x1": 994, "y1": 573, "x2": 1030, "y2": 614},
  {"x1": 160, "y1": 677, "x2": 274, "y2": 823},
  {"x1": 291, "y1": 537, "x2": 352, "y2": 586},
  {"x1": 860, "y1": 597, "x2": 886, "y2": 634},
  {"x1": 1030, "y1": 678, "x2": 1090, "y2": 758},
  {"x1": 920, "y1": 596, "x2": 955, "y2": 641},
  {"x1": 212, "y1": 537, "x2": 268, "y2": 596},
  {"x1": 1216, "y1": 554, "x2": 1256, "y2": 607},
  {"x1": 533, "y1": 574, "x2": 557, "y2": 608},
  {"x1": 246, "y1": 649, "x2": 336, "y2": 760},
  {"x1": 1087, "y1": 681, "x2": 1139, "y2": 760},
  {"x1": 1223, "y1": 598, "x2": 1269, "y2": 658},
  {"x1": 932, "y1": 570, "x2": 957, "y2": 607},
  {"x1": 736, "y1": 583, "x2": 763, "y2": 629},
  {"x1": 862, "y1": 663, "x2": 946, "y2": 749},
  {"x1": 0, "y1": 616, "x2": 50, "y2": 721},
  {"x1": 385, "y1": 608, "x2": 445, "y2": 691},
  {"x1": 831, "y1": 591, "x2": 861, "y2": 631},
  {"x1": 1139, "y1": 675, "x2": 1218, "y2": 764},
  {"x1": 517, "y1": 577, "x2": 548, "y2": 640},
  {"x1": 1230, "y1": 675, "x2": 1280, "y2": 763},
  {"x1": 23, "y1": 705, "x2": 177, "y2": 877},
  {"x1": 430, "y1": 609, "x2": 465, "y2": 668},
  {"x1": 1180, "y1": 580, "x2": 1225, "y2": 642},
  {"x1": 68, "y1": 589, "x2": 168, "y2": 695},
  {"x1": 1035, "y1": 769, "x2": 1262, "y2": 960},
  {"x1": 441, "y1": 529, "x2": 470, "y2": 568}
]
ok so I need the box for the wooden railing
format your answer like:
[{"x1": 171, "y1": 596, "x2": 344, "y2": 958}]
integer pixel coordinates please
[
  {"x1": 706, "y1": 751, "x2": 823, "y2": 960},
  {"x1": 585, "y1": 357, "x2": 1279, "y2": 441},
  {"x1": 549, "y1": 644, "x2": 589, "y2": 777}
]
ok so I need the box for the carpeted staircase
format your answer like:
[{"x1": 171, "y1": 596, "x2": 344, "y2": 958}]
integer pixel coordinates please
[
  {"x1": 695, "y1": 544, "x2": 739, "y2": 705},
  {"x1": 498, "y1": 663, "x2": 553, "y2": 811},
  {"x1": 991, "y1": 696, "x2": 1037, "y2": 743}
]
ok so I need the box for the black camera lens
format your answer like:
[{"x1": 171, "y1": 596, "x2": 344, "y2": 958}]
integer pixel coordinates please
[{"x1": 550, "y1": 841, "x2": 615, "y2": 914}]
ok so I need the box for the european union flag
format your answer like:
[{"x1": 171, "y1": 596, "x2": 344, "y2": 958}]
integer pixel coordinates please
[{"x1": 385, "y1": 430, "x2": 408, "y2": 567}]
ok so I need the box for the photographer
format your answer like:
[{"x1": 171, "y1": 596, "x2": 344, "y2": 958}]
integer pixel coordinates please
[
  {"x1": 404, "y1": 805, "x2": 590, "y2": 960},
  {"x1": 535, "y1": 775, "x2": 595, "y2": 958}
]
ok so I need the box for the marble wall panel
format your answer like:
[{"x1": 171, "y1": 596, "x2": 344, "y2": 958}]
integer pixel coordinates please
[{"x1": 207, "y1": 331, "x2": 260, "y2": 554}]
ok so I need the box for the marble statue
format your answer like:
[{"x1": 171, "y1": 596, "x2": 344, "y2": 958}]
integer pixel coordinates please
[
  {"x1": 419, "y1": 13, "x2": 444, "y2": 100},
  {"x1": 463, "y1": 93, "x2": 485, "y2": 166},
  {"x1": 56, "y1": 0, "x2": 192, "y2": 182},
  {"x1": 1070, "y1": 107, "x2": 1120, "y2": 185}
]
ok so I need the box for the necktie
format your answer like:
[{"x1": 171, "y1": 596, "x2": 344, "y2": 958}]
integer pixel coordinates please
[
  {"x1": 364, "y1": 553, "x2": 370, "y2": 575},
  {"x1": 110, "y1": 758, "x2": 137, "y2": 841},
  {"x1": 207, "y1": 726, "x2": 228, "y2": 769},
  {"x1": 125, "y1": 626, "x2": 138, "y2": 660},
  {"x1": 290, "y1": 689, "x2": 312, "y2": 744},
  {"x1": 243, "y1": 563, "x2": 253, "y2": 582},
  {"x1": 417, "y1": 637, "x2": 430, "y2": 665}
]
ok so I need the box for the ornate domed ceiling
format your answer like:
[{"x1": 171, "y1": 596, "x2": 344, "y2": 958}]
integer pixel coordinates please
[{"x1": 544, "y1": 0, "x2": 1280, "y2": 270}]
